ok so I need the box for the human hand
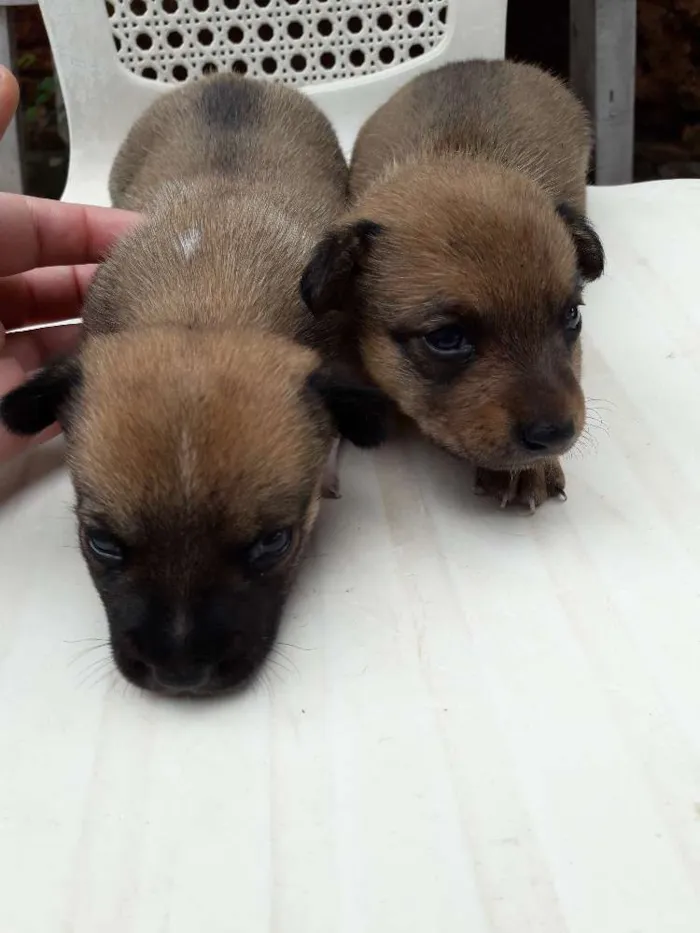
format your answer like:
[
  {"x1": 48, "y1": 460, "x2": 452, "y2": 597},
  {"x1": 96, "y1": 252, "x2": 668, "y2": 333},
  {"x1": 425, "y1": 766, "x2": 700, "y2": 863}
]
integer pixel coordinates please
[{"x1": 0, "y1": 65, "x2": 137, "y2": 463}]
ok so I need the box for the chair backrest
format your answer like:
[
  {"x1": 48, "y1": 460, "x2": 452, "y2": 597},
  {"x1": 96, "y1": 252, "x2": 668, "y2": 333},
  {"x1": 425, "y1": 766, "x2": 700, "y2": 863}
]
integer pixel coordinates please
[{"x1": 39, "y1": 0, "x2": 507, "y2": 204}]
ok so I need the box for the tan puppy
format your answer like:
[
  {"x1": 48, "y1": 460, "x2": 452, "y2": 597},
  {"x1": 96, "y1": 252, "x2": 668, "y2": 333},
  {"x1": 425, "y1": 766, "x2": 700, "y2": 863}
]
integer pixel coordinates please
[
  {"x1": 1, "y1": 76, "x2": 387, "y2": 695},
  {"x1": 301, "y1": 61, "x2": 604, "y2": 510}
]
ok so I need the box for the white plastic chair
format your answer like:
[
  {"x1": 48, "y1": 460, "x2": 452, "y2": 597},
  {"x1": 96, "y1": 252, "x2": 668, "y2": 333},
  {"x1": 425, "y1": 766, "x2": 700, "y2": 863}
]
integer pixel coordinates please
[
  {"x1": 2, "y1": 3, "x2": 700, "y2": 931},
  {"x1": 40, "y1": 0, "x2": 506, "y2": 205}
]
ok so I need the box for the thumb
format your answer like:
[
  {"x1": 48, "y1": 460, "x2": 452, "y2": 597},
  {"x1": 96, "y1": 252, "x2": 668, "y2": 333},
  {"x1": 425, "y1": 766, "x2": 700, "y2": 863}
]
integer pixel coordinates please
[{"x1": 0, "y1": 65, "x2": 20, "y2": 138}]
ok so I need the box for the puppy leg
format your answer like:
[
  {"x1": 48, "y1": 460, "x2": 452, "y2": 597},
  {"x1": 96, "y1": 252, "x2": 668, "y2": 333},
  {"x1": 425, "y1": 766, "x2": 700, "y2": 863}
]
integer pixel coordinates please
[
  {"x1": 321, "y1": 436, "x2": 342, "y2": 499},
  {"x1": 474, "y1": 459, "x2": 566, "y2": 513}
]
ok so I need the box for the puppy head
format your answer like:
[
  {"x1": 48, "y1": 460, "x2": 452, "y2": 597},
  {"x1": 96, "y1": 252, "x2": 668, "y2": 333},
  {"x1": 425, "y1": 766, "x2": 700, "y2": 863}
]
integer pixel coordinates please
[
  {"x1": 302, "y1": 161, "x2": 604, "y2": 469},
  {"x1": 1, "y1": 328, "x2": 387, "y2": 695}
]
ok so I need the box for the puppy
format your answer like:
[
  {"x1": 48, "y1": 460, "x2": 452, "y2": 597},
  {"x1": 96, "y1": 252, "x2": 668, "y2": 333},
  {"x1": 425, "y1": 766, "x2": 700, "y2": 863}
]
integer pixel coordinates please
[
  {"x1": 0, "y1": 76, "x2": 387, "y2": 696},
  {"x1": 301, "y1": 60, "x2": 605, "y2": 510}
]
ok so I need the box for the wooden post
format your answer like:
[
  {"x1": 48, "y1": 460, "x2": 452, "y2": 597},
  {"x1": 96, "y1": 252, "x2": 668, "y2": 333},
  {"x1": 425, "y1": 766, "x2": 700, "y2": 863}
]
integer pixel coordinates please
[
  {"x1": 0, "y1": 5, "x2": 24, "y2": 193},
  {"x1": 570, "y1": 0, "x2": 637, "y2": 185}
]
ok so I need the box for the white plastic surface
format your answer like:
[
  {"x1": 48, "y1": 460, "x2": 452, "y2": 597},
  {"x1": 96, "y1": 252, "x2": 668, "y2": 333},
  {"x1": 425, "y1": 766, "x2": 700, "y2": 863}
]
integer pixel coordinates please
[
  {"x1": 38, "y1": 0, "x2": 506, "y2": 203},
  {"x1": 2, "y1": 180, "x2": 700, "y2": 932},
  {"x1": 107, "y1": 0, "x2": 449, "y2": 88}
]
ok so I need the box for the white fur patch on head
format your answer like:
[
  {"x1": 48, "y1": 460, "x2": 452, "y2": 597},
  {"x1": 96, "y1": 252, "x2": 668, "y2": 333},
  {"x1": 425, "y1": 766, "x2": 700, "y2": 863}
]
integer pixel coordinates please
[{"x1": 177, "y1": 227, "x2": 201, "y2": 260}]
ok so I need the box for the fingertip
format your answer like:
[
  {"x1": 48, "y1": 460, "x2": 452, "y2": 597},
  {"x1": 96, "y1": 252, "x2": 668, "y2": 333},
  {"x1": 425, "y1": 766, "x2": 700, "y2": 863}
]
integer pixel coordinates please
[
  {"x1": 0, "y1": 66, "x2": 20, "y2": 119},
  {"x1": 78, "y1": 203, "x2": 141, "y2": 261},
  {"x1": 96, "y1": 205, "x2": 141, "y2": 246},
  {"x1": 0, "y1": 64, "x2": 17, "y2": 85}
]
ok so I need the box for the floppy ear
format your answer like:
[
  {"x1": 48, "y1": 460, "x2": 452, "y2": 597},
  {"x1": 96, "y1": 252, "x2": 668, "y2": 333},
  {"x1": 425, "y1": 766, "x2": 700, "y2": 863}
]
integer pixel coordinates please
[
  {"x1": 557, "y1": 203, "x2": 605, "y2": 282},
  {"x1": 307, "y1": 367, "x2": 391, "y2": 448},
  {"x1": 300, "y1": 219, "x2": 383, "y2": 317},
  {"x1": 0, "y1": 356, "x2": 82, "y2": 436}
]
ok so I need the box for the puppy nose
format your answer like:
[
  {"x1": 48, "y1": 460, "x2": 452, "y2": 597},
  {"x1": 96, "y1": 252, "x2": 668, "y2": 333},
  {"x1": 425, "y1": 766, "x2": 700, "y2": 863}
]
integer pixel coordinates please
[
  {"x1": 519, "y1": 419, "x2": 575, "y2": 452},
  {"x1": 152, "y1": 663, "x2": 211, "y2": 695}
]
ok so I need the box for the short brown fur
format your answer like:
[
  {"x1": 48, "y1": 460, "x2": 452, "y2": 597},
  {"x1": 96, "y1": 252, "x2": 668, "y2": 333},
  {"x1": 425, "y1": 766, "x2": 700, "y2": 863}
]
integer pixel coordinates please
[
  {"x1": 1, "y1": 76, "x2": 386, "y2": 694},
  {"x1": 303, "y1": 61, "x2": 605, "y2": 509}
]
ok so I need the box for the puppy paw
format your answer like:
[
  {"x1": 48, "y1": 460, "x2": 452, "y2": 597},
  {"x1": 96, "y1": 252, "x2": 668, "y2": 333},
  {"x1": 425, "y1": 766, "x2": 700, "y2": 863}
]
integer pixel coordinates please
[{"x1": 474, "y1": 459, "x2": 566, "y2": 513}]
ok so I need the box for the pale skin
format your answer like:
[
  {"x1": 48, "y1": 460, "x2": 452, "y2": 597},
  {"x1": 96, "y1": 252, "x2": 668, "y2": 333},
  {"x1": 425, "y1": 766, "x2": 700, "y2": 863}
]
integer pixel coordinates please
[{"x1": 0, "y1": 65, "x2": 137, "y2": 463}]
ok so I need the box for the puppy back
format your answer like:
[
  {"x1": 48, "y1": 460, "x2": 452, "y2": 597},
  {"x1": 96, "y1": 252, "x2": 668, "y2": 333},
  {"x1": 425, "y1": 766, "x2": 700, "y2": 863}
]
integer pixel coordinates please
[
  {"x1": 101, "y1": 76, "x2": 348, "y2": 346},
  {"x1": 351, "y1": 60, "x2": 591, "y2": 209},
  {"x1": 110, "y1": 74, "x2": 346, "y2": 223}
]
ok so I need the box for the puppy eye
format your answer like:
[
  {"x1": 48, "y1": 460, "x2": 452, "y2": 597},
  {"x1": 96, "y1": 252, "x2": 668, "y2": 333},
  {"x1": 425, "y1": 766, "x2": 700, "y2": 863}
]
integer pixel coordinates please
[
  {"x1": 246, "y1": 528, "x2": 293, "y2": 573},
  {"x1": 564, "y1": 305, "x2": 582, "y2": 331},
  {"x1": 85, "y1": 528, "x2": 125, "y2": 565},
  {"x1": 423, "y1": 325, "x2": 475, "y2": 359}
]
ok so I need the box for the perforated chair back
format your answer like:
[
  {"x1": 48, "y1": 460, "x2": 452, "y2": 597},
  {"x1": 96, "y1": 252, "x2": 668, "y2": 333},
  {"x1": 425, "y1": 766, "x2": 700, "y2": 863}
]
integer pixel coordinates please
[{"x1": 38, "y1": 0, "x2": 507, "y2": 204}]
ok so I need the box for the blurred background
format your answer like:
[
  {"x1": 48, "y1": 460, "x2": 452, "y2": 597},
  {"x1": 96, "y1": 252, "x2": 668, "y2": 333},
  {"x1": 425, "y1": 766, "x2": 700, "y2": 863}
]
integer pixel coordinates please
[{"x1": 5, "y1": 0, "x2": 700, "y2": 198}]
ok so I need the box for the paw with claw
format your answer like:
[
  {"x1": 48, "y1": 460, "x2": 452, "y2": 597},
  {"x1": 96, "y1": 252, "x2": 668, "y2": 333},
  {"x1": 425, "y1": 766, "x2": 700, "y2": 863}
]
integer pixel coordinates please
[{"x1": 474, "y1": 459, "x2": 566, "y2": 513}]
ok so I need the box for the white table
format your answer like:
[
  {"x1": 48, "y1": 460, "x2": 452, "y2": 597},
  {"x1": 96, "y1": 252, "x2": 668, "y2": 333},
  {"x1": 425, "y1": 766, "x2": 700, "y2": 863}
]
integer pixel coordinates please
[{"x1": 1, "y1": 180, "x2": 700, "y2": 932}]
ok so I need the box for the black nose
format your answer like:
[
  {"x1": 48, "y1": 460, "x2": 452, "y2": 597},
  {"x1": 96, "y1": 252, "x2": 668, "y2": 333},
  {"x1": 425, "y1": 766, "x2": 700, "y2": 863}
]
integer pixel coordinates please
[
  {"x1": 152, "y1": 663, "x2": 211, "y2": 695},
  {"x1": 519, "y1": 419, "x2": 575, "y2": 452}
]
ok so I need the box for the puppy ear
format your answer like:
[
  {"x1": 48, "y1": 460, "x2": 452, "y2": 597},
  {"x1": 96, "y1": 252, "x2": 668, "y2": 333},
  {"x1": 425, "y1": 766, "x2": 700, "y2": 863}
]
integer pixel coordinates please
[
  {"x1": 300, "y1": 219, "x2": 383, "y2": 317},
  {"x1": 0, "y1": 356, "x2": 82, "y2": 436},
  {"x1": 557, "y1": 203, "x2": 605, "y2": 282},
  {"x1": 307, "y1": 367, "x2": 390, "y2": 448}
]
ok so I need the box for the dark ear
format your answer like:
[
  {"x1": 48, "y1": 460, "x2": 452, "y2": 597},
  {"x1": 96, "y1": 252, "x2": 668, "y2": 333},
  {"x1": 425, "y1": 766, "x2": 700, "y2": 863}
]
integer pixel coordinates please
[
  {"x1": 557, "y1": 203, "x2": 605, "y2": 282},
  {"x1": 300, "y1": 219, "x2": 383, "y2": 317},
  {"x1": 307, "y1": 367, "x2": 391, "y2": 448},
  {"x1": 0, "y1": 356, "x2": 82, "y2": 436}
]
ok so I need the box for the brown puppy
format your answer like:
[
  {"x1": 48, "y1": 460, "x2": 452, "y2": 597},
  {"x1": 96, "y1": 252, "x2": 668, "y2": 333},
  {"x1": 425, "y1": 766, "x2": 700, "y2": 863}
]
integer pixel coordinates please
[
  {"x1": 1, "y1": 76, "x2": 387, "y2": 696},
  {"x1": 301, "y1": 60, "x2": 605, "y2": 510}
]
